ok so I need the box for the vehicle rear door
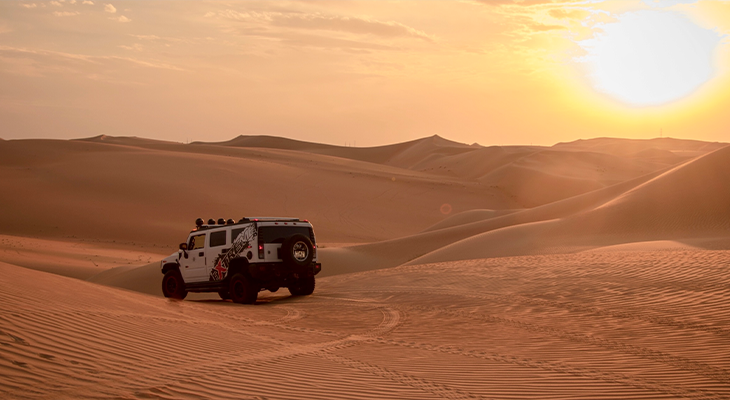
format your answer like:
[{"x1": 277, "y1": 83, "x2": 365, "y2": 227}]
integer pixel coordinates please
[
  {"x1": 206, "y1": 229, "x2": 229, "y2": 281},
  {"x1": 258, "y1": 225, "x2": 314, "y2": 262}
]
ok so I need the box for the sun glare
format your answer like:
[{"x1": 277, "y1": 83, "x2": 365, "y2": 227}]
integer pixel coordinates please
[{"x1": 577, "y1": 10, "x2": 722, "y2": 107}]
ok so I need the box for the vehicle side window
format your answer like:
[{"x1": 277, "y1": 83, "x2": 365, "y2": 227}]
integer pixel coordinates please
[
  {"x1": 189, "y1": 234, "x2": 206, "y2": 250},
  {"x1": 209, "y1": 230, "x2": 227, "y2": 247},
  {"x1": 231, "y1": 227, "x2": 248, "y2": 241}
]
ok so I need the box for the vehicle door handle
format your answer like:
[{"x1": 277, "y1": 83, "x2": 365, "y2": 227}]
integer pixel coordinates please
[{"x1": 199, "y1": 252, "x2": 204, "y2": 257}]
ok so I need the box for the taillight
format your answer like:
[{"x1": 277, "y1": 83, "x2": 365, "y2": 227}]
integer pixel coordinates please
[
  {"x1": 312, "y1": 245, "x2": 317, "y2": 258},
  {"x1": 258, "y1": 244, "x2": 264, "y2": 259}
]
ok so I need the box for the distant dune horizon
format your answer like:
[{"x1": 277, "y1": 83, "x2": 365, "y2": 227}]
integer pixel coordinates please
[{"x1": 1, "y1": 133, "x2": 728, "y2": 272}]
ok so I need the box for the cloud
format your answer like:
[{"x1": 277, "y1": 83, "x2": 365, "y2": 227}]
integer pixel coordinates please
[
  {"x1": 50, "y1": 1, "x2": 62, "y2": 6},
  {"x1": 527, "y1": 22, "x2": 566, "y2": 31},
  {"x1": 82, "y1": 1, "x2": 94, "y2": 4},
  {"x1": 275, "y1": 14, "x2": 434, "y2": 42},
  {"x1": 0, "y1": 45, "x2": 185, "y2": 73},
  {"x1": 114, "y1": 15, "x2": 130, "y2": 23},
  {"x1": 476, "y1": 0, "x2": 603, "y2": 6},
  {"x1": 257, "y1": 31, "x2": 396, "y2": 51},
  {"x1": 119, "y1": 43, "x2": 143, "y2": 51},
  {"x1": 218, "y1": 10, "x2": 434, "y2": 42},
  {"x1": 104, "y1": 3, "x2": 116, "y2": 13},
  {"x1": 641, "y1": 0, "x2": 699, "y2": 7},
  {"x1": 53, "y1": 11, "x2": 80, "y2": 17},
  {"x1": 129, "y1": 34, "x2": 160, "y2": 40},
  {"x1": 20, "y1": 3, "x2": 38, "y2": 8},
  {"x1": 548, "y1": 8, "x2": 590, "y2": 19}
]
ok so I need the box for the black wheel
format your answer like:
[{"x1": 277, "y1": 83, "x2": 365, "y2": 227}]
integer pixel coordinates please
[
  {"x1": 218, "y1": 290, "x2": 231, "y2": 300},
  {"x1": 162, "y1": 270, "x2": 188, "y2": 300},
  {"x1": 229, "y1": 273, "x2": 258, "y2": 304},
  {"x1": 289, "y1": 275, "x2": 315, "y2": 296},
  {"x1": 281, "y1": 234, "x2": 314, "y2": 267}
]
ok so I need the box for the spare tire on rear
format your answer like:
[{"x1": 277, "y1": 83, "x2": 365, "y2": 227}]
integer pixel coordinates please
[{"x1": 281, "y1": 234, "x2": 314, "y2": 267}]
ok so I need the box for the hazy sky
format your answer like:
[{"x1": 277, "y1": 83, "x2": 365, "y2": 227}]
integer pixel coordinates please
[{"x1": 1, "y1": 0, "x2": 728, "y2": 146}]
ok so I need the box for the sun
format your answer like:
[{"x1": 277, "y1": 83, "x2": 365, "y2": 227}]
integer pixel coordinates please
[{"x1": 577, "y1": 10, "x2": 722, "y2": 107}]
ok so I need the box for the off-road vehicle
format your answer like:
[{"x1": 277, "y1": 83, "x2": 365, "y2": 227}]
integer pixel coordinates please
[{"x1": 160, "y1": 217, "x2": 321, "y2": 304}]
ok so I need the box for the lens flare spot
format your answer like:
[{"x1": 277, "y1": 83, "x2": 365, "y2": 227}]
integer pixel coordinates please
[{"x1": 440, "y1": 203, "x2": 452, "y2": 215}]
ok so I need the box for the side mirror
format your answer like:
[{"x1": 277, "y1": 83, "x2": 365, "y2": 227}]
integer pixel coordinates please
[{"x1": 178, "y1": 242, "x2": 189, "y2": 260}]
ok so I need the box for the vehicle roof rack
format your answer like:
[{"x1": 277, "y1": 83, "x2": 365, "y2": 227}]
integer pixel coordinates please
[
  {"x1": 240, "y1": 217, "x2": 300, "y2": 222},
  {"x1": 192, "y1": 217, "x2": 303, "y2": 232}
]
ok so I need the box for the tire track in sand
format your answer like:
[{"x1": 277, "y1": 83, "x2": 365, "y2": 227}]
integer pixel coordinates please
[
  {"x1": 345, "y1": 288, "x2": 730, "y2": 339},
  {"x1": 371, "y1": 337, "x2": 725, "y2": 400},
  {"x1": 404, "y1": 304, "x2": 730, "y2": 386}
]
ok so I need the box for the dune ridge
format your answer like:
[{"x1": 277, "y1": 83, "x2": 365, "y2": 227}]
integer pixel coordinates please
[
  {"x1": 2, "y1": 134, "x2": 715, "y2": 251},
  {"x1": 318, "y1": 162, "x2": 676, "y2": 275},
  {"x1": 2, "y1": 134, "x2": 728, "y2": 284},
  {"x1": 0, "y1": 138, "x2": 515, "y2": 246},
  {"x1": 194, "y1": 134, "x2": 474, "y2": 167},
  {"x1": 553, "y1": 136, "x2": 726, "y2": 156},
  {"x1": 411, "y1": 144, "x2": 730, "y2": 265}
]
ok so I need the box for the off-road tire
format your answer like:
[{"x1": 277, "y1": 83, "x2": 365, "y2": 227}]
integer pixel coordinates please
[
  {"x1": 289, "y1": 275, "x2": 315, "y2": 296},
  {"x1": 162, "y1": 270, "x2": 188, "y2": 300},
  {"x1": 281, "y1": 234, "x2": 314, "y2": 267},
  {"x1": 229, "y1": 273, "x2": 258, "y2": 304}
]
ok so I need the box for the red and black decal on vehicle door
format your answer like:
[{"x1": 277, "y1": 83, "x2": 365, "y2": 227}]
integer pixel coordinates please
[{"x1": 209, "y1": 224, "x2": 257, "y2": 281}]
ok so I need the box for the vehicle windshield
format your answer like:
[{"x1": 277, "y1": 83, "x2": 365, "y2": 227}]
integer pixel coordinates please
[{"x1": 189, "y1": 234, "x2": 206, "y2": 250}]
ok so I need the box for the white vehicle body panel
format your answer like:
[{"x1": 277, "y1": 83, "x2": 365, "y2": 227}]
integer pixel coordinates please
[{"x1": 263, "y1": 243, "x2": 283, "y2": 262}]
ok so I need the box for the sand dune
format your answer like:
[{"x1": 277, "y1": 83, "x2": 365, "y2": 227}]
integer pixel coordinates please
[
  {"x1": 581, "y1": 239, "x2": 701, "y2": 252},
  {"x1": 3, "y1": 134, "x2": 730, "y2": 398},
  {"x1": 631, "y1": 147, "x2": 684, "y2": 163},
  {"x1": 316, "y1": 162, "x2": 678, "y2": 275},
  {"x1": 196, "y1": 135, "x2": 697, "y2": 207},
  {"x1": 0, "y1": 137, "x2": 516, "y2": 247},
  {"x1": 553, "y1": 136, "x2": 726, "y2": 157},
  {"x1": 4, "y1": 134, "x2": 710, "y2": 256},
  {"x1": 3, "y1": 249, "x2": 730, "y2": 399},
  {"x1": 2, "y1": 134, "x2": 727, "y2": 281},
  {"x1": 0, "y1": 234, "x2": 162, "y2": 280},
  {"x1": 571, "y1": 143, "x2": 730, "y2": 236},
  {"x1": 4, "y1": 134, "x2": 721, "y2": 281},
  {"x1": 196, "y1": 134, "x2": 474, "y2": 168},
  {"x1": 77, "y1": 134, "x2": 182, "y2": 147},
  {"x1": 409, "y1": 145, "x2": 526, "y2": 179},
  {"x1": 421, "y1": 209, "x2": 516, "y2": 232},
  {"x1": 411, "y1": 144, "x2": 730, "y2": 265}
]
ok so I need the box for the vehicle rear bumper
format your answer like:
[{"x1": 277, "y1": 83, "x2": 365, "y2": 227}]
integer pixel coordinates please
[{"x1": 248, "y1": 261, "x2": 321, "y2": 280}]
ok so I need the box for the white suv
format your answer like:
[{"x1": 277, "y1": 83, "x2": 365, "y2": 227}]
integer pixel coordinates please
[{"x1": 160, "y1": 217, "x2": 321, "y2": 304}]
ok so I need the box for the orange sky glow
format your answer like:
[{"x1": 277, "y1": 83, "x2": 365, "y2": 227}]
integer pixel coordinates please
[{"x1": 1, "y1": 0, "x2": 728, "y2": 146}]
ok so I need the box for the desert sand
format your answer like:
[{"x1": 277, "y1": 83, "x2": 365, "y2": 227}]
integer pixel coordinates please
[{"x1": 1, "y1": 135, "x2": 730, "y2": 399}]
